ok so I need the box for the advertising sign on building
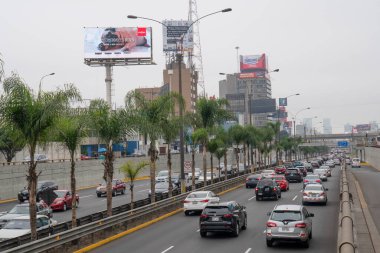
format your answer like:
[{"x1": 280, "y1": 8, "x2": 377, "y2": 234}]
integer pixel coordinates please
[
  {"x1": 250, "y1": 98, "x2": 276, "y2": 113},
  {"x1": 240, "y1": 54, "x2": 267, "y2": 73},
  {"x1": 279, "y1": 98, "x2": 287, "y2": 106},
  {"x1": 84, "y1": 27, "x2": 152, "y2": 60},
  {"x1": 162, "y1": 20, "x2": 193, "y2": 52},
  {"x1": 355, "y1": 124, "x2": 371, "y2": 133}
]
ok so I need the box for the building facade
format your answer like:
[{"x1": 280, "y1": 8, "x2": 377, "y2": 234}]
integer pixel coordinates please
[{"x1": 323, "y1": 118, "x2": 332, "y2": 134}]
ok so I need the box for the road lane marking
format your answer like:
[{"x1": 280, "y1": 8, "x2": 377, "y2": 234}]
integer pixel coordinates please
[
  {"x1": 248, "y1": 196, "x2": 256, "y2": 201},
  {"x1": 80, "y1": 195, "x2": 93, "y2": 198},
  {"x1": 300, "y1": 190, "x2": 303, "y2": 192},
  {"x1": 292, "y1": 195, "x2": 298, "y2": 201},
  {"x1": 244, "y1": 248, "x2": 252, "y2": 253},
  {"x1": 196, "y1": 229, "x2": 200, "y2": 232},
  {"x1": 138, "y1": 189, "x2": 150, "y2": 192},
  {"x1": 161, "y1": 246, "x2": 174, "y2": 253}
]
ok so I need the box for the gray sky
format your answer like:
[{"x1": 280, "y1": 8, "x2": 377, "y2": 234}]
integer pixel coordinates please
[{"x1": 1, "y1": 0, "x2": 379, "y2": 133}]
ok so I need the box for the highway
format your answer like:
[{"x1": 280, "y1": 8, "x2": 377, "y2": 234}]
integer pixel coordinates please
[
  {"x1": 90, "y1": 168, "x2": 341, "y2": 253},
  {"x1": 349, "y1": 164, "x2": 380, "y2": 233}
]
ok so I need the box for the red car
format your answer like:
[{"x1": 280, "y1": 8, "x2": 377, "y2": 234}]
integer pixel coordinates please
[
  {"x1": 274, "y1": 165, "x2": 286, "y2": 174},
  {"x1": 80, "y1": 154, "x2": 92, "y2": 160},
  {"x1": 96, "y1": 179, "x2": 126, "y2": 197},
  {"x1": 268, "y1": 175, "x2": 289, "y2": 191},
  {"x1": 50, "y1": 190, "x2": 79, "y2": 211}
]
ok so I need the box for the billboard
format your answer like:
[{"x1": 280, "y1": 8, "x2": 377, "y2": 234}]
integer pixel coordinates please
[
  {"x1": 84, "y1": 27, "x2": 152, "y2": 60},
  {"x1": 240, "y1": 54, "x2": 267, "y2": 73},
  {"x1": 250, "y1": 98, "x2": 276, "y2": 113},
  {"x1": 355, "y1": 124, "x2": 371, "y2": 133},
  {"x1": 279, "y1": 98, "x2": 287, "y2": 106},
  {"x1": 162, "y1": 20, "x2": 193, "y2": 52},
  {"x1": 238, "y1": 71, "x2": 266, "y2": 79}
]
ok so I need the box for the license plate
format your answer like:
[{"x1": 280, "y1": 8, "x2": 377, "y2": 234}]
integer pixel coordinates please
[
  {"x1": 23, "y1": 196, "x2": 27, "y2": 200},
  {"x1": 290, "y1": 173, "x2": 294, "y2": 176},
  {"x1": 212, "y1": 217, "x2": 219, "y2": 222},
  {"x1": 258, "y1": 193, "x2": 263, "y2": 195},
  {"x1": 279, "y1": 227, "x2": 294, "y2": 232},
  {"x1": 265, "y1": 188, "x2": 269, "y2": 192},
  {"x1": 192, "y1": 201, "x2": 198, "y2": 204}
]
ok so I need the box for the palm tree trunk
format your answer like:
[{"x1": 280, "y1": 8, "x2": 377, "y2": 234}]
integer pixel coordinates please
[
  {"x1": 105, "y1": 148, "x2": 114, "y2": 217},
  {"x1": 149, "y1": 141, "x2": 156, "y2": 203},
  {"x1": 202, "y1": 144, "x2": 207, "y2": 186},
  {"x1": 130, "y1": 183, "x2": 134, "y2": 209},
  {"x1": 243, "y1": 144, "x2": 247, "y2": 173},
  {"x1": 218, "y1": 158, "x2": 221, "y2": 180},
  {"x1": 70, "y1": 152, "x2": 77, "y2": 228},
  {"x1": 167, "y1": 144, "x2": 173, "y2": 197},
  {"x1": 28, "y1": 147, "x2": 38, "y2": 241},
  {"x1": 247, "y1": 144, "x2": 250, "y2": 167},
  {"x1": 191, "y1": 149, "x2": 195, "y2": 190},
  {"x1": 224, "y1": 152, "x2": 228, "y2": 181},
  {"x1": 210, "y1": 154, "x2": 214, "y2": 184},
  {"x1": 235, "y1": 147, "x2": 239, "y2": 175}
]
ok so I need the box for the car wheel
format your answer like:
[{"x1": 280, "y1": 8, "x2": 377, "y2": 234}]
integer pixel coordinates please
[
  {"x1": 232, "y1": 222, "x2": 240, "y2": 237},
  {"x1": 246, "y1": 185, "x2": 248, "y2": 188},
  {"x1": 241, "y1": 217, "x2": 247, "y2": 230},
  {"x1": 309, "y1": 229, "x2": 312, "y2": 239},
  {"x1": 63, "y1": 203, "x2": 67, "y2": 211},
  {"x1": 121, "y1": 189, "x2": 125, "y2": 195},
  {"x1": 303, "y1": 238, "x2": 310, "y2": 248},
  {"x1": 112, "y1": 190, "x2": 116, "y2": 197},
  {"x1": 97, "y1": 193, "x2": 101, "y2": 197},
  {"x1": 323, "y1": 200, "x2": 327, "y2": 206},
  {"x1": 266, "y1": 239, "x2": 273, "y2": 247},
  {"x1": 184, "y1": 211, "x2": 190, "y2": 216},
  {"x1": 256, "y1": 196, "x2": 260, "y2": 201},
  {"x1": 200, "y1": 231, "x2": 207, "y2": 237}
]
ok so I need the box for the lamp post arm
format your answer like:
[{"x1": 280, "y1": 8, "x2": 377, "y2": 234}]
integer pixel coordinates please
[{"x1": 127, "y1": 15, "x2": 168, "y2": 27}]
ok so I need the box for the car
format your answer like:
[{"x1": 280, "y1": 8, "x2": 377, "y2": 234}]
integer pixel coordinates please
[
  {"x1": 314, "y1": 168, "x2": 328, "y2": 181},
  {"x1": 170, "y1": 173, "x2": 181, "y2": 188},
  {"x1": 266, "y1": 204, "x2": 314, "y2": 248},
  {"x1": 170, "y1": 149, "x2": 180, "y2": 154},
  {"x1": 274, "y1": 165, "x2": 286, "y2": 174},
  {"x1": 310, "y1": 161, "x2": 320, "y2": 168},
  {"x1": 0, "y1": 215, "x2": 57, "y2": 241},
  {"x1": 352, "y1": 158, "x2": 361, "y2": 168},
  {"x1": 148, "y1": 182, "x2": 179, "y2": 198},
  {"x1": 255, "y1": 179, "x2": 281, "y2": 201},
  {"x1": 333, "y1": 158, "x2": 341, "y2": 165},
  {"x1": 50, "y1": 190, "x2": 79, "y2": 211},
  {"x1": 18, "y1": 180, "x2": 58, "y2": 203},
  {"x1": 293, "y1": 161, "x2": 304, "y2": 167},
  {"x1": 245, "y1": 174, "x2": 262, "y2": 188},
  {"x1": 267, "y1": 175, "x2": 289, "y2": 191},
  {"x1": 296, "y1": 166, "x2": 307, "y2": 177},
  {"x1": 325, "y1": 160, "x2": 335, "y2": 168},
  {"x1": 283, "y1": 162, "x2": 293, "y2": 169},
  {"x1": 96, "y1": 179, "x2": 126, "y2": 197},
  {"x1": 285, "y1": 168, "x2": 303, "y2": 183},
  {"x1": 23, "y1": 154, "x2": 49, "y2": 163},
  {"x1": 0, "y1": 201, "x2": 52, "y2": 228},
  {"x1": 345, "y1": 158, "x2": 351, "y2": 165},
  {"x1": 199, "y1": 201, "x2": 247, "y2": 237},
  {"x1": 302, "y1": 184, "x2": 328, "y2": 205},
  {"x1": 188, "y1": 168, "x2": 202, "y2": 180},
  {"x1": 80, "y1": 154, "x2": 92, "y2": 160},
  {"x1": 155, "y1": 170, "x2": 169, "y2": 183},
  {"x1": 130, "y1": 150, "x2": 145, "y2": 157},
  {"x1": 183, "y1": 191, "x2": 219, "y2": 215},
  {"x1": 199, "y1": 172, "x2": 217, "y2": 181},
  {"x1": 261, "y1": 169, "x2": 276, "y2": 178},
  {"x1": 320, "y1": 165, "x2": 331, "y2": 177},
  {"x1": 303, "y1": 174, "x2": 322, "y2": 188}
]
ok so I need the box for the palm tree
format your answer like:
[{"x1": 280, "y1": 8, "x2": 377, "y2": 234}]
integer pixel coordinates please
[
  {"x1": 0, "y1": 53, "x2": 4, "y2": 82},
  {"x1": 54, "y1": 114, "x2": 86, "y2": 227},
  {"x1": 125, "y1": 91, "x2": 183, "y2": 203},
  {"x1": 120, "y1": 161, "x2": 149, "y2": 209},
  {"x1": 0, "y1": 123, "x2": 25, "y2": 164},
  {"x1": 228, "y1": 125, "x2": 246, "y2": 174},
  {"x1": 207, "y1": 138, "x2": 220, "y2": 183},
  {"x1": 88, "y1": 99, "x2": 128, "y2": 217},
  {"x1": 192, "y1": 128, "x2": 209, "y2": 186},
  {"x1": 0, "y1": 73, "x2": 80, "y2": 240},
  {"x1": 214, "y1": 127, "x2": 230, "y2": 180},
  {"x1": 215, "y1": 147, "x2": 225, "y2": 180},
  {"x1": 267, "y1": 121, "x2": 281, "y2": 165}
]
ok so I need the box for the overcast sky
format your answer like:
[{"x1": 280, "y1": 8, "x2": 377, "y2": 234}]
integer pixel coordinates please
[{"x1": 1, "y1": 0, "x2": 379, "y2": 133}]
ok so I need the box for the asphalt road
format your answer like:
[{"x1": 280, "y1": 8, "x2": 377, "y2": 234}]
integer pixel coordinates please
[
  {"x1": 91, "y1": 168, "x2": 341, "y2": 253},
  {"x1": 349, "y1": 164, "x2": 380, "y2": 233}
]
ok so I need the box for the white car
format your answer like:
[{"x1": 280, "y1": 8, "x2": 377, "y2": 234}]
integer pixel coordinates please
[
  {"x1": 188, "y1": 168, "x2": 202, "y2": 180},
  {"x1": 155, "y1": 170, "x2": 169, "y2": 183},
  {"x1": 0, "y1": 215, "x2": 57, "y2": 241},
  {"x1": 320, "y1": 165, "x2": 331, "y2": 177},
  {"x1": 351, "y1": 158, "x2": 361, "y2": 168},
  {"x1": 261, "y1": 169, "x2": 276, "y2": 178},
  {"x1": 23, "y1": 154, "x2": 49, "y2": 163},
  {"x1": 198, "y1": 172, "x2": 217, "y2": 181},
  {"x1": 314, "y1": 169, "x2": 327, "y2": 181},
  {"x1": 183, "y1": 191, "x2": 219, "y2": 215},
  {"x1": 302, "y1": 183, "x2": 328, "y2": 205}
]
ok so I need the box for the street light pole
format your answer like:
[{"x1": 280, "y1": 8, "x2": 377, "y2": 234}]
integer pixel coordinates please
[
  {"x1": 293, "y1": 107, "x2": 311, "y2": 137},
  {"x1": 38, "y1": 72, "x2": 55, "y2": 98}
]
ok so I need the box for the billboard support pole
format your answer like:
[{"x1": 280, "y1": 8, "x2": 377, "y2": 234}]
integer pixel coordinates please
[
  {"x1": 177, "y1": 53, "x2": 186, "y2": 194},
  {"x1": 105, "y1": 64, "x2": 113, "y2": 107}
]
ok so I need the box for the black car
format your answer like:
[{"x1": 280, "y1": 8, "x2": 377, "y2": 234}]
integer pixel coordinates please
[
  {"x1": 199, "y1": 201, "x2": 247, "y2": 237},
  {"x1": 285, "y1": 168, "x2": 303, "y2": 183},
  {"x1": 18, "y1": 180, "x2": 58, "y2": 203},
  {"x1": 246, "y1": 174, "x2": 262, "y2": 188},
  {"x1": 255, "y1": 179, "x2": 281, "y2": 201},
  {"x1": 148, "y1": 182, "x2": 179, "y2": 198}
]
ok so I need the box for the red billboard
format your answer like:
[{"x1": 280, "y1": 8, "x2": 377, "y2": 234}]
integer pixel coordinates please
[{"x1": 240, "y1": 54, "x2": 267, "y2": 73}]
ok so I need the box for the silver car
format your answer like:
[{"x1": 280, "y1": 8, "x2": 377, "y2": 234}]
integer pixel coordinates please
[
  {"x1": 314, "y1": 168, "x2": 327, "y2": 181},
  {"x1": 266, "y1": 204, "x2": 314, "y2": 248},
  {"x1": 302, "y1": 184, "x2": 328, "y2": 205}
]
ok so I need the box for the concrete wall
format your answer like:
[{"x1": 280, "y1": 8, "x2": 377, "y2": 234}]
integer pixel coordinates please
[{"x1": 364, "y1": 147, "x2": 380, "y2": 171}]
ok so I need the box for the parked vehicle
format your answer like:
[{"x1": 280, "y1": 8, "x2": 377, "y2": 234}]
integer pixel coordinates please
[
  {"x1": 285, "y1": 168, "x2": 303, "y2": 183},
  {"x1": 352, "y1": 158, "x2": 361, "y2": 168},
  {"x1": 266, "y1": 204, "x2": 314, "y2": 248},
  {"x1": 18, "y1": 181, "x2": 58, "y2": 203},
  {"x1": 199, "y1": 201, "x2": 247, "y2": 237},
  {"x1": 245, "y1": 174, "x2": 262, "y2": 188},
  {"x1": 255, "y1": 179, "x2": 281, "y2": 201},
  {"x1": 0, "y1": 201, "x2": 52, "y2": 228},
  {"x1": 183, "y1": 191, "x2": 219, "y2": 215},
  {"x1": 50, "y1": 190, "x2": 79, "y2": 211},
  {"x1": 23, "y1": 154, "x2": 49, "y2": 163},
  {"x1": 302, "y1": 184, "x2": 328, "y2": 205},
  {"x1": 155, "y1": 170, "x2": 169, "y2": 183},
  {"x1": 188, "y1": 168, "x2": 202, "y2": 180},
  {"x1": 0, "y1": 215, "x2": 57, "y2": 241},
  {"x1": 96, "y1": 179, "x2": 126, "y2": 197}
]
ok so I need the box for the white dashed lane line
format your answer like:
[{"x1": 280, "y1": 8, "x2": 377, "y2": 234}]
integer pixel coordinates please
[
  {"x1": 292, "y1": 195, "x2": 298, "y2": 201},
  {"x1": 248, "y1": 196, "x2": 256, "y2": 201},
  {"x1": 161, "y1": 246, "x2": 174, "y2": 253},
  {"x1": 244, "y1": 248, "x2": 252, "y2": 253}
]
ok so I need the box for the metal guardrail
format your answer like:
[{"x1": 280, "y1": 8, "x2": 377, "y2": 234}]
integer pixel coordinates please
[
  {"x1": 1, "y1": 169, "x2": 252, "y2": 253},
  {"x1": 338, "y1": 163, "x2": 355, "y2": 253}
]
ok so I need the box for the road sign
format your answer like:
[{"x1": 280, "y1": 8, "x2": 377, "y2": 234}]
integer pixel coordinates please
[
  {"x1": 184, "y1": 161, "x2": 192, "y2": 173},
  {"x1": 337, "y1": 141, "x2": 349, "y2": 147}
]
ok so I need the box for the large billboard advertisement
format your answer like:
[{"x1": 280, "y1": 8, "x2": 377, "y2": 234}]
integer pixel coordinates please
[
  {"x1": 162, "y1": 20, "x2": 193, "y2": 52},
  {"x1": 250, "y1": 98, "x2": 276, "y2": 113},
  {"x1": 84, "y1": 27, "x2": 152, "y2": 59},
  {"x1": 355, "y1": 124, "x2": 371, "y2": 133},
  {"x1": 240, "y1": 54, "x2": 267, "y2": 73}
]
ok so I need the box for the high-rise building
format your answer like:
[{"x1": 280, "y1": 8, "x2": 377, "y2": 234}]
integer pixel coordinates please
[
  {"x1": 369, "y1": 121, "x2": 379, "y2": 132},
  {"x1": 344, "y1": 123, "x2": 353, "y2": 133},
  {"x1": 323, "y1": 118, "x2": 332, "y2": 134},
  {"x1": 303, "y1": 118, "x2": 313, "y2": 136}
]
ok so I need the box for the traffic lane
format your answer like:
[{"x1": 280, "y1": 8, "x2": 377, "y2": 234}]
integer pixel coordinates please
[
  {"x1": 349, "y1": 164, "x2": 380, "y2": 232},
  {"x1": 91, "y1": 170, "x2": 340, "y2": 253}
]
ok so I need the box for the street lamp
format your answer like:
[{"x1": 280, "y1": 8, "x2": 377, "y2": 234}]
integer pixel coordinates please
[
  {"x1": 293, "y1": 107, "x2": 311, "y2": 137},
  {"x1": 128, "y1": 8, "x2": 232, "y2": 193},
  {"x1": 38, "y1": 72, "x2": 55, "y2": 97}
]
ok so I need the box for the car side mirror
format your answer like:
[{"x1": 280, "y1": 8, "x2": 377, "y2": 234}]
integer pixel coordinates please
[
  {"x1": 309, "y1": 213, "x2": 314, "y2": 217},
  {"x1": 267, "y1": 212, "x2": 271, "y2": 216}
]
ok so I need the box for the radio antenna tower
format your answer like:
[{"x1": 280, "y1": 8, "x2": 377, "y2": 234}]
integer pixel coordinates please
[{"x1": 188, "y1": 0, "x2": 206, "y2": 97}]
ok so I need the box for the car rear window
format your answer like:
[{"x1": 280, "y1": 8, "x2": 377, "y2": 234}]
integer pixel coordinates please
[
  {"x1": 204, "y1": 206, "x2": 231, "y2": 214},
  {"x1": 258, "y1": 180, "x2": 274, "y2": 187},
  {"x1": 271, "y1": 210, "x2": 302, "y2": 221},
  {"x1": 304, "y1": 185, "x2": 323, "y2": 191},
  {"x1": 187, "y1": 193, "x2": 207, "y2": 198},
  {"x1": 305, "y1": 175, "x2": 319, "y2": 179}
]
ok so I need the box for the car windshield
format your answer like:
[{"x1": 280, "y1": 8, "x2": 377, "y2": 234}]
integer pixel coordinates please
[
  {"x1": 258, "y1": 180, "x2": 273, "y2": 187},
  {"x1": 157, "y1": 171, "x2": 168, "y2": 177},
  {"x1": 306, "y1": 175, "x2": 319, "y2": 179},
  {"x1": 156, "y1": 183, "x2": 169, "y2": 189},
  {"x1": 187, "y1": 193, "x2": 208, "y2": 198},
  {"x1": 3, "y1": 219, "x2": 30, "y2": 229},
  {"x1": 8, "y1": 205, "x2": 29, "y2": 214},
  {"x1": 271, "y1": 210, "x2": 302, "y2": 222},
  {"x1": 305, "y1": 185, "x2": 323, "y2": 191},
  {"x1": 204, "y1": 206, "x2": 231, "y2": 214},
  {"x1": 54, "y1": 191, "x2": 66, "y2": 198}
]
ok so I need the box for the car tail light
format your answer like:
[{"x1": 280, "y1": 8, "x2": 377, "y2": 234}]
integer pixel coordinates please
[
  {"x1": 295, "y1": 223, "x2": 307, "y2": 228},
  {"x1": 266, "y1": 222, "x2": 277, "y2": 227},
  {"x1": 246, "y1": 178, "x2": 249, "y2": 181},
  {"x1": 304, "y1": 180, "x2": 309, "y2": 183},
  {"x1": 316, "y1": 179, "x2": 321, "y2": 183},
  {"x1": 273, "y1": 187, "x2": 277, "y2": 191},
  {"x1": 319, "y1": 192, "x2": 325, "y2": 196},
  {"x1": 223, "y1": 214, "x2": 233, "y2": 219},
  {"x1": 303, "y1": 192, "x2": 308, "y2": 196},
  {"x1": 200, "y1": 214, "x2": 208, "y2": 219},
  {"x1": 183, "y1": 200, "x2": 190, "y2": 203},
  {"x1": 200, "y1": 199, "x2": 209, "y2": 203},
  {"x1": 255, "y1": 187, "x2": 259, "y2": 192}
]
